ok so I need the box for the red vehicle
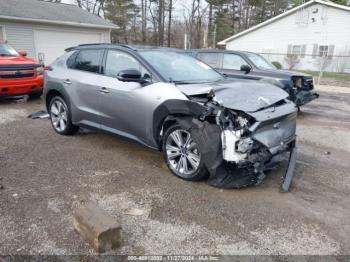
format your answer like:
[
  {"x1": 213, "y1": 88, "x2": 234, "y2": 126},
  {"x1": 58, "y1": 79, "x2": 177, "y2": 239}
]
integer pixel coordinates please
[{"x1": 0, "y1": 42, "x2": 44, "y2": 99}]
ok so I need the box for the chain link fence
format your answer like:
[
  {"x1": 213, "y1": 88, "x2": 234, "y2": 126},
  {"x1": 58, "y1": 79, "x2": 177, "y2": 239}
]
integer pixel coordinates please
[{"x1": 258, "y1": 52, "x2": 350, "y2": 87}]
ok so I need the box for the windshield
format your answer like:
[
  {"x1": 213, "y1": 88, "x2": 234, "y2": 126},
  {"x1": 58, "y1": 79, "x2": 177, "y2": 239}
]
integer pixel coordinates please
[
  {"x1": 0, "y1": 44, "x2": 19, "y2": 57},
  {"x1": 139, "y1": 51, "x2": 224, "y2": 83},
  {"x1": 245, "y1": 53, "x2": 276, "y2": 70}
]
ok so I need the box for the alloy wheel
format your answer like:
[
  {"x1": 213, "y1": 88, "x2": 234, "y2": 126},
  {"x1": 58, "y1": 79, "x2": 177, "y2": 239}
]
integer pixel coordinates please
[
  {"x1": 166, "y1": 129, "x2": 201, "y2": 176},
  {"x1": 50, "y1": 100, "x2": 68, "y2": 132}
]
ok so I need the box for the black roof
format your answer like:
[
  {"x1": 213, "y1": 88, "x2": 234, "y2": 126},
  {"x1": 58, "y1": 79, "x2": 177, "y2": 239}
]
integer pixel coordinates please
[
  {"x1": 185, "y1": 48, "x2": 255, "y2": 55},
  {"x1": 66, "y1": 43, "x2": 182, "y2": 52}
]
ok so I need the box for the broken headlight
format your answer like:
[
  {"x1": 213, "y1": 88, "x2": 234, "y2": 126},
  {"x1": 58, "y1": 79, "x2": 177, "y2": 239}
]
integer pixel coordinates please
[
  {"x1": 292, "y1": 76, "x2": 303, "y2": 89},
  {"x1": 237, "y1": 137, "x2": 254, "y2": 154}
]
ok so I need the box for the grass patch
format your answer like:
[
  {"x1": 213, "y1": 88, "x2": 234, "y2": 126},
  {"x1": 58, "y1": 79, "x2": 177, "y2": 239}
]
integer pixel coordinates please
[{"x1": 297, "y1": 70, "x2": 350, "y2": 81}]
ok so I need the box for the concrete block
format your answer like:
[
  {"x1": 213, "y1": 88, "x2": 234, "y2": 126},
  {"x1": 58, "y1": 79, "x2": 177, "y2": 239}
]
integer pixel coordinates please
[{"x1": 73, "y1": 202, "x2": 121, "y2": 253}]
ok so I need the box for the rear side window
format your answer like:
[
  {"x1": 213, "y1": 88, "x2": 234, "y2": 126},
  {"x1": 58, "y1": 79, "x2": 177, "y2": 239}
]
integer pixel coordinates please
[
  {"x1": 66, "y1": 51, "x2": 78, "y2": 68},
  {"x1": 70, "y1": 49, "x2": 103, "y2": 73},
  {"x1": 197, "y1": 53, "x2": 219, "y2": 68}
]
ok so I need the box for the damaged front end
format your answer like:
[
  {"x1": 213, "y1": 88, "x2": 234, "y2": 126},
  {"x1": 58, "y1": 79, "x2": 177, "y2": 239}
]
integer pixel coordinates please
[
  {"x1": 291, "y1": 76, "x2": 319, "y2": 107},
  {"x1": 176, "y1": 91, "x2": 298, "y2": 191}
]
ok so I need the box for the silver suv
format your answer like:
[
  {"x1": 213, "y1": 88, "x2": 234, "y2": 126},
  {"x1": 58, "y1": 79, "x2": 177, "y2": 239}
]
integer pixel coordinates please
[{"x1": 44, "y1": 44, "x2": 298, "y2": 190}]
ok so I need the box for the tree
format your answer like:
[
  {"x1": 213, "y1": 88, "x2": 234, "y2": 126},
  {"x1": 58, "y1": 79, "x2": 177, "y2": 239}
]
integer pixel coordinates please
[
  {"x1": 183, "y1": 0, "x2": 208, "y2": 49},
  {"x1": 167, "y1": 0, "x2": 173, "y2": 47},
  {"x1": 104, "y1": 0, "x2": 139, "y2": 43},
  {"x1": 157, "y1": 0, "x2": 165, "y2": 46},
  {"x1": 141, "y1": 0, "x2": 148, "y2": 44},
  {"x1": 75, "y1": 0, "x2": 339, "y2": 48},
  {"x1": 76, "y1": 0, "x2": 105, "y2": 16}
]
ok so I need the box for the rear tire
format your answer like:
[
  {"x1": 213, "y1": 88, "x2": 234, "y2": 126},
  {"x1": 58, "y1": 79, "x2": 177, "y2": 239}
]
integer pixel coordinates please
[
  {"x1": 162, "y1": 124, "x2": 208, "y2": 181},
  {"x1": 49, "y1": 96, "x2": 79, "y2": 135}
]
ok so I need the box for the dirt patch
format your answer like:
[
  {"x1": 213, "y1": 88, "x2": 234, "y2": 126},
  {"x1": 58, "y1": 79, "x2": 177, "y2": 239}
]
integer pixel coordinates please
[
  {"x1": 0, "y1": 91, "x2": 349, "y2": 255},
  {"x1": 0, "y1": 108, "x2": 27, "y2": 125},
  {"x1": 89, "y1": 192, "x2": 340, "y2": 255},
  {"x1": 319, "y1": 78, "x2": 350, "y2": 88}
]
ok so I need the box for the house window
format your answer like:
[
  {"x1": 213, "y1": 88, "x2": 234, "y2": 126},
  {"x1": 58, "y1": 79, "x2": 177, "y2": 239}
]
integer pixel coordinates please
[
  {"x1": 312, "y1": 44, "x2": 335, "y2": 59},
  {"x1": 0, "y1": 26, "x2": 5, "y2": 40},
  {"x1": 287, "y1": 44, "x2": 306, "y2": 57},
  {"x1": 319, "y1": 45, "x2": 329, "y2": 57},
  {"x1": 292, "y1": 45, "x2": 302, "y2": 56}
]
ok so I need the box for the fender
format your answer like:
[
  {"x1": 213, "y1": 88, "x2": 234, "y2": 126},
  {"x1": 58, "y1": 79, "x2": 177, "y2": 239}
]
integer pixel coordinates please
[
  {"x1": 44, "y1": 81, "x2": 72, "y2": 112},
  {"x1": 152, "y1": 99, "x2": 207, "y2": 148}
]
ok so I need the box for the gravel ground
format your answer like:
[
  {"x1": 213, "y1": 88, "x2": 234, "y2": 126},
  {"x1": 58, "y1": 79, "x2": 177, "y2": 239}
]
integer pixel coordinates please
[
  {"x1": 319, "y1": 78, "x2": 350, "y2": 88},
  {"x1": 0, "y1": 85, "x2": 349, "y2": 256}
]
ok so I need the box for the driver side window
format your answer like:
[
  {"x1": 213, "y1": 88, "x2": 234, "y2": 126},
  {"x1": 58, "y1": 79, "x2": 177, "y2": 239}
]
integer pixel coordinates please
[
  {"x1": 222, "y1": 54, "x2": 249, "y2": 70},
  {"x1": 105, "y1": 50, "x2": 149, "y2": 77}
]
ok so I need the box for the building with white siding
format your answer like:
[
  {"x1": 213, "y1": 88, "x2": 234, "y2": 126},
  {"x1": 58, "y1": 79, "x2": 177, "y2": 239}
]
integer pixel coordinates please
[
  {"x1": 218, "y1": 0, "x2": 350, "y2": 73},
  {"x1": 0, "y1": 0, "x2": 116, "y2": 65}
]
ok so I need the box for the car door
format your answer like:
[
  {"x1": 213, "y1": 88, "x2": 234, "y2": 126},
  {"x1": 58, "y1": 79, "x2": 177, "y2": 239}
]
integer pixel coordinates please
[
  {"x1": 66, "y1": 49, "x2": 104, "y2": 128},
  {"x1": 97, "y1": 49, "x2": 152, "y2": 142},
  {"x1": 220, "y1": 53, "x2": 260, "y2": 80}
]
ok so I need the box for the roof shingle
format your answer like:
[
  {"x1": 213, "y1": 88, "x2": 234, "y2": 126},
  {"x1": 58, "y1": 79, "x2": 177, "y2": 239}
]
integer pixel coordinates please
[{"x1": 0, "y1": 0, "x2": 116, "y2": 28}]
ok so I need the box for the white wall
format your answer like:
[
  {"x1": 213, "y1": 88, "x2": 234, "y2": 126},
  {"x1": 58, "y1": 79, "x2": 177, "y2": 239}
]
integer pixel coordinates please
[
  {"x1": 225, "y1": 3, "x2": 350, "y2": 72},
  {"x1": 0, "y1": 20, "x2": 111, "y2": 62}
]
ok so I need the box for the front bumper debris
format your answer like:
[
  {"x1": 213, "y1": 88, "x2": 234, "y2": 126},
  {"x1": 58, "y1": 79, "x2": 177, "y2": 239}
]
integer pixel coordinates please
[
  {"x1": 281, "y1": 144, "x2": 297, "y2": 193},
  {"x1": 175, "y1": 117, "x2": 297, "y2": 191},
  {"x1": 295, "y1": 90, "x2": 319, "y2": 106}
]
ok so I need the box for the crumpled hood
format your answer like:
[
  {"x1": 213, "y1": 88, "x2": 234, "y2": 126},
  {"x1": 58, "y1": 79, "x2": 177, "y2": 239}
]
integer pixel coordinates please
[{"x1": 177, "y1": 79, "x2": 289, "y2": 112}]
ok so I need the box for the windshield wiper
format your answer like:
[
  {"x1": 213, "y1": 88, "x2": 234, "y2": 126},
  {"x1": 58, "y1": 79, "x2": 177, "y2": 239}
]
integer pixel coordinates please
[
  {"x1": 172, "y1": 80, "x2": 194, "y2": 85},
  {"x1": 170, "y1": 78, "x2": 218, "y2": 85}
]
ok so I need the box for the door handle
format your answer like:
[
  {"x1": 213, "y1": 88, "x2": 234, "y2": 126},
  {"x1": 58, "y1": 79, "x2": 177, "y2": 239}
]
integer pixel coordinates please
[
  {"x1": 63, "y1": 79, "x2": 72, "y2": 85},
  {"x1": 99, "y1": 87, "x2": 110, "y2": 94}
]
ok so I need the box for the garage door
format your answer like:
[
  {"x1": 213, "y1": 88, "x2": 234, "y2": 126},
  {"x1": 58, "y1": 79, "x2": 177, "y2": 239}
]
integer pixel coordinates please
[{"x1": 34, "y1": 29, "x2": 101, "y2": 65}]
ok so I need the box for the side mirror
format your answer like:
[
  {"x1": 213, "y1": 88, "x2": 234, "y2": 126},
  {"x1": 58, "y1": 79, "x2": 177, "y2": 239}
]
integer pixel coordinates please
[
  {"x1": 18, "y1": 50, "x2": 27, "y2": 57},
  {"x1": 240, "y1": 64, "x2": 251, "y2": 74},
  {"x1": 117, "y1": 69, "x2": 144, "y2": 83}
]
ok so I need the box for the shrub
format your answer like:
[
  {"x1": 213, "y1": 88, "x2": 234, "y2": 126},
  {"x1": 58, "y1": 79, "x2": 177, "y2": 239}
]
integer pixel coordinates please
[
  {"x1": 284, "y1": 54, "x2": 300, "y2": 70},
  {"x1": 272, "y1": 61, "x2": 282, "y2": 69}
]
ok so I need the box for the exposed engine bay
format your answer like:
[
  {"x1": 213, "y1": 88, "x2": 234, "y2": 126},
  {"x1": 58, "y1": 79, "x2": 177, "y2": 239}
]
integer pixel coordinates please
[{"x1": 167, "y1": 88, "x2": 298, "y2": 191}]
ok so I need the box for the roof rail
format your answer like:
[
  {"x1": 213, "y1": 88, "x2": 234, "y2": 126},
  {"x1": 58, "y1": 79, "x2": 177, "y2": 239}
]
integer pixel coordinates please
[
  {"x1": 118, "y1": 44, "x2": 138, "y2": 50},
  {"x1": 65, "y1": 43, "x2": 112, "y2": 52},
  {"x1": 78, "y1": 43, "x2": 111, "y2": 47},
  {"x1": 65, "y1": 46, "x2": 76, "y2": 52}
]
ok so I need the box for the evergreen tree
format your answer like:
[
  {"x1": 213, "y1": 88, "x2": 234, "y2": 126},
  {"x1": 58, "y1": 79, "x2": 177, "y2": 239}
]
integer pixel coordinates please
[{"x1": 104, "y1": 0, "x2": 139, "y2": 43}]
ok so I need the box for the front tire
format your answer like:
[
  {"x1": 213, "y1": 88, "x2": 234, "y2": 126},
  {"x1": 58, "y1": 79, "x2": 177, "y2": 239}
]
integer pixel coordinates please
[
  {"x1": 162, "y1": 124, "x2": 208, "y2": 181},
  {"x1": 28, "y1": 91, "x2": 43, "y2": 100},
  {"x1": 49, "y1": 96, "x2": 79, "y2": 135}
]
